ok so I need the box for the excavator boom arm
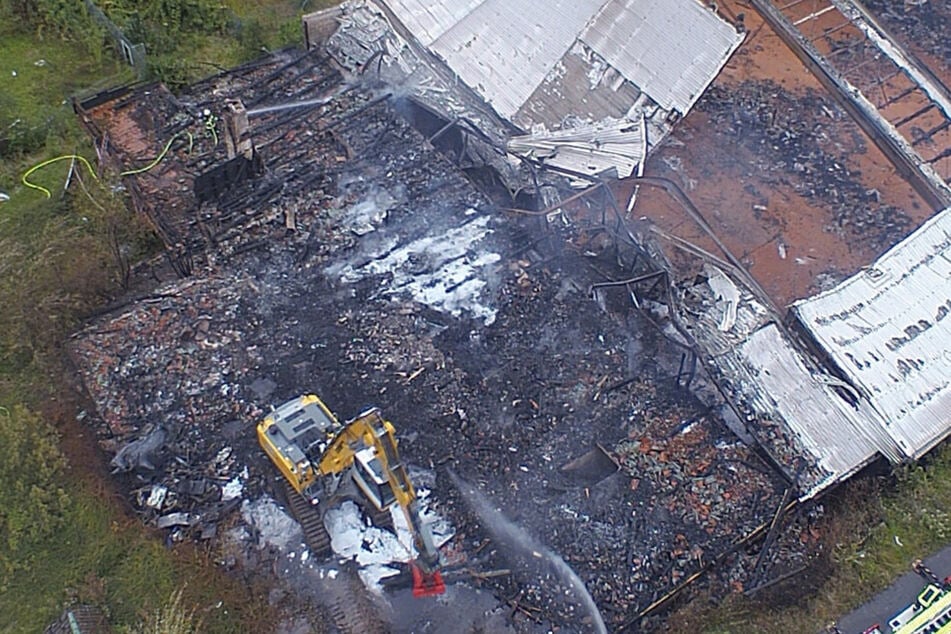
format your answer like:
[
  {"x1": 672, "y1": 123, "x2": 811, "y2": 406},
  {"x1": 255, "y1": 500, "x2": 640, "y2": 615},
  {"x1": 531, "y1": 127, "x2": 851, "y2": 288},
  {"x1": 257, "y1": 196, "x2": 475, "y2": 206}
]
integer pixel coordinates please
[{"x1": 317, "y1": 407, "x2": 441, "y2": 572}]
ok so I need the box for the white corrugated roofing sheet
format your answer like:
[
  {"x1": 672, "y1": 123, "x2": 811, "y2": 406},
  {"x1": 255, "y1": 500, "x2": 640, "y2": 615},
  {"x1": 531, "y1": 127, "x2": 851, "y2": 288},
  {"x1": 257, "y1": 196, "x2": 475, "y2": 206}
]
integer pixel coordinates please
[
  {"x1": 737, "y1": 324, "x2": 881, "y2": 497},
  {"x1": 383, "y1": 0, "x2": 607, "y2": 119},
  {"x1": 793, "y1": 207, "x2": 951, "y2": 459},
  {"x1": 379, "y1": 0, "x2": 742, "y2": 119},
  {"x1": 507, "y1": 118, "x2": 645, "y2": 178},
  {"x1": 580, "y1": 0, "x2": 744, "y2": 112},
  {"x1": 379, "y1": 0, "x2": 484, "y2": 46}
]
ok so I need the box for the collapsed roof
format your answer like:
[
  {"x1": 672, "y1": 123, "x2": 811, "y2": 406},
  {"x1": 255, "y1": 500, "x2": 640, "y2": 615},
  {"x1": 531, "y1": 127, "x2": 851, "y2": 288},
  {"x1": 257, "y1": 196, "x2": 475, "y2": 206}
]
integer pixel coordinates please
[
  {"x1": 65, "y1": 2, "x2": 950, "y2": 621},
  {"x1": 670, "y1": 269, "x2": 886, "y2": 499},
  {"x1": 793, "y1": 206, "x2": 951, "y2": 462},
  {"x1": 70, "y1": 49, "x2": 796, "y2": 627},
  {"x1": 672, "y1": 205, "x2": 951, "y2": 499},
  {"x1": 308, "y1": 0, "x2": 744, "y2": 179}
]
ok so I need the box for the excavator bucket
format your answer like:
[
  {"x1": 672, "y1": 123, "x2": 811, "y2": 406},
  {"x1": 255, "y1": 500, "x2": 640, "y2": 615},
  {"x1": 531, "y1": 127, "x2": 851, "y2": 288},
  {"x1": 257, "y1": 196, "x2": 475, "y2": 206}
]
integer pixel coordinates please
[{"x1": 411, "y1": 563, "x2": 446, "y2": 597}]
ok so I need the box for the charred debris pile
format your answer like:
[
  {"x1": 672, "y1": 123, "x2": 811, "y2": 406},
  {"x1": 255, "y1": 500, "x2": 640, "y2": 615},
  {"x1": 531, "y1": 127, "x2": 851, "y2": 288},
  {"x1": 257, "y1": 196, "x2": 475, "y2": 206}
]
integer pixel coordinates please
[{"x1": 71, "y1": 49, "x2": 823, "y2": 629}]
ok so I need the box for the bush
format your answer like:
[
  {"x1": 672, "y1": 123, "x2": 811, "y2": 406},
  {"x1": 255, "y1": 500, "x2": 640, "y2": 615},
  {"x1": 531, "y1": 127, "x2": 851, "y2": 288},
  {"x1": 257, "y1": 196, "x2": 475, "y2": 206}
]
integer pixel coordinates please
[
  {"x1": 134, "y1": 588, "x2": 203, "y2": 634},
  {"x1": 0, "y1": 404, "x2": 69, "y2": 591}
]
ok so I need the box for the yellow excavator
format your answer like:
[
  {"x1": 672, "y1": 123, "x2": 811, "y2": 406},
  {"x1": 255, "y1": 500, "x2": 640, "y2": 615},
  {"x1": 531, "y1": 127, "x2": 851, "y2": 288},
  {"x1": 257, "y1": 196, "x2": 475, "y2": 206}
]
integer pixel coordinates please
[{"x1": 257, "y1": 394, "x2": 445, "y2": 596}]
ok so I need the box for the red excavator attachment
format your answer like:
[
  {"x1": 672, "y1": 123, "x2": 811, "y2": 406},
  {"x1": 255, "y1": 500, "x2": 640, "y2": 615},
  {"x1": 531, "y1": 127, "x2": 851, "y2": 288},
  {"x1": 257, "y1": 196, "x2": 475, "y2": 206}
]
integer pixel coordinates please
[{"x1": 410, "y1": 563, "x2": 445, "y2": 597}]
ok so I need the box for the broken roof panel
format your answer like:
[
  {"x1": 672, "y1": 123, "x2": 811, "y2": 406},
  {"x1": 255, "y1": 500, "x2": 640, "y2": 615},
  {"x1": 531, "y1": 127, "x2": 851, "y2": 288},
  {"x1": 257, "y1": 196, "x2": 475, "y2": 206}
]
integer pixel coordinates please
[
  {"x1": 579, "y1": 0, "x2": 745, "y2": 113},
  {"x1": 507, "y1": 117, "x2": 646, "y2": 179},
  {"x1": 512, "y1": 41, "x2": 643, "y2": 129},
  {"x1": 375, "y1": 0, "x2": 742, "y2": 122},
  {"x1": 323, "y1": 1, "x2": 742, "y2": 184},
  {"x1": 792, "y1": 207, "x2": 951, "y2": 460},
  {"x1": 737, "y1": 324, "x2": 881, "y2": 496},
  {"x1": 668, "y1": 263, "x2": 904, "y2": 498}
]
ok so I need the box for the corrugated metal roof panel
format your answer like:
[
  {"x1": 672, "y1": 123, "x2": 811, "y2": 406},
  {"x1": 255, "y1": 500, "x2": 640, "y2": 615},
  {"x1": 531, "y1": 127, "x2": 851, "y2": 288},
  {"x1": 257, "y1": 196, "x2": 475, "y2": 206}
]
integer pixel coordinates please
[
  {"x1": 737, "y1": 324, "x2": 880, "y2": 497},
  {"x1": 507, "y1": 118, "x2": 645, "y2": 178},
  {"x1": 512, "y1": 42, "x2": 643, "y2": 130},
  {"x1": 368, "y1": 0, "x2": 742, "y2": 180},
  {"x1": 380, "y1": 0, "x2": 484, "y2": 46},
  {"x1": 425, "y1": 0, "x2": 609, "y2": 119},
  {"x1": 677, "y1": 270, "x2": 882, "y2": 496},
  {"x1": 580, "y1": 0, "x2": 744, "y2": 112},
  {"x1": 793, "y1": 207, "x2": 951, "y2": 459},
  {"x1": 380, "y1": 0, "x2": 742, "y2": 120}
]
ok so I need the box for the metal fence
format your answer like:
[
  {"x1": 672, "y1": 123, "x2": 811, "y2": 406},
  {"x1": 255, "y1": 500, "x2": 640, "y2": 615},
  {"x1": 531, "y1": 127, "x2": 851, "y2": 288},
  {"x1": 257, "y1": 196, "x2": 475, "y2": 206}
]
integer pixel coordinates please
[{"x1": 84, "y1": 0, "x2": 147, "y2": 79}]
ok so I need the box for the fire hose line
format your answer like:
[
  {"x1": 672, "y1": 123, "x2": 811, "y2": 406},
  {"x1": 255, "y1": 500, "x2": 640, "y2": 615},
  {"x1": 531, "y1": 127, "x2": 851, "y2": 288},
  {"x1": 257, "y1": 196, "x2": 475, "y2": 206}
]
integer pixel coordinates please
[
  {"x1": 21, "y1": 131, "x2": 194, "y2": 199},
  {"x1": 21, "y1": 154, "x2": 98, "y2": 198},
  {"x1": 119, "y1": 131, "x2": 193, "y2": 176}
]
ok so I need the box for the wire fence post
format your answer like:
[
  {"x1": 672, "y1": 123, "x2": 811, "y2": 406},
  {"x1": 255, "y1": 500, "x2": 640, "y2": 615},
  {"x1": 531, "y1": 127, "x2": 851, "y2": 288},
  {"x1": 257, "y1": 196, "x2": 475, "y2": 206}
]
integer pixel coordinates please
[{"x1": 84, "y1": 0, "x2": 148, "y2": 80}]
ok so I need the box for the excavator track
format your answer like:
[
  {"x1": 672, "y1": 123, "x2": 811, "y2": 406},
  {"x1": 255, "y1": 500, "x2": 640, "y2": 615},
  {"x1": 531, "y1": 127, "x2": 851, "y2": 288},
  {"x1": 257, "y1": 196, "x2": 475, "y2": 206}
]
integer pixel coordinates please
[
  {"x1": 327, "y1": 566, "x2": 390, "y2": 634},
  {"x1": 284, "y1": 481, "x2": 332, "y2": 558}
]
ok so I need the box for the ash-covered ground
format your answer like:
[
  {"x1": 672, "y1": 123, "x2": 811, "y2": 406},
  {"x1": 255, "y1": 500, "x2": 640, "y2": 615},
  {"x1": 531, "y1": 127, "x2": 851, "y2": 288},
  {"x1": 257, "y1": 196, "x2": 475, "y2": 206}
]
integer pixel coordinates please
[
  {"x1": 69, "y1": 51, "x2": 806, "y2": 632},
  {"x1": 697, "y1": 80, "x2": 914, "y2": 252}
]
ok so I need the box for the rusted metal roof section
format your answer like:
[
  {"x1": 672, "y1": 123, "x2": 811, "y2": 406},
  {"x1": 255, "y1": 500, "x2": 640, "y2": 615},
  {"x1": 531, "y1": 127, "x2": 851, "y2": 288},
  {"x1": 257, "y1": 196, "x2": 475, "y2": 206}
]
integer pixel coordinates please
[
  {"x1": 580, "y1": 0, "x2": 745, "y2": 113},
  {"x1": 792, "y1": 207, "x2": 951, "y2": 460}
]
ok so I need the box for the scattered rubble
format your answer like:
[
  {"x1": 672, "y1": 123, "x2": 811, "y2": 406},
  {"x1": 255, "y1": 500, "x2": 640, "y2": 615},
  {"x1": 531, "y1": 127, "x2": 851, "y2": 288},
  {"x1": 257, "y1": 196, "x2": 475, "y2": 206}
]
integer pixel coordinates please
[
  {"x1": 698, "y1": 80, "x2": 913, "y2": 250},
  {"x1": 67, "y1": 48, "x2": 842, "y2": 631},
  {"x1": 861, "y1": 0, "x2": 951, "y2": 71}
]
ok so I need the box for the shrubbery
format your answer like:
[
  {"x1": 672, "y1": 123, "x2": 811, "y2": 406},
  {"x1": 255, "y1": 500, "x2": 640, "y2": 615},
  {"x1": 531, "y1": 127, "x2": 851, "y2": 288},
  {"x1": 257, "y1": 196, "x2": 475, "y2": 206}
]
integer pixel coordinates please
[{"x1": 2, "y1": 0, "x2": 229, "y2": 88}]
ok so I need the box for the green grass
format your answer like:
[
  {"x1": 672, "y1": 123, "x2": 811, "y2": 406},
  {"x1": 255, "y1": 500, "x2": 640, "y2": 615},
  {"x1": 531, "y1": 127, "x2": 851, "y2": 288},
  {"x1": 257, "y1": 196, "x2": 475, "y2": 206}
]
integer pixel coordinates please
[
  {"x1": 0, "y1": 477, "x2": 262, "y2": 633},
  {"x1": 1, "y1": 489, "x2": 174, "y2": 631},
  {"x1": 0, "y1": 18, "x2": 130, "y2": 399},
  {"x1": 0, "y1": 23, "x2": 129, "y2": 154}
]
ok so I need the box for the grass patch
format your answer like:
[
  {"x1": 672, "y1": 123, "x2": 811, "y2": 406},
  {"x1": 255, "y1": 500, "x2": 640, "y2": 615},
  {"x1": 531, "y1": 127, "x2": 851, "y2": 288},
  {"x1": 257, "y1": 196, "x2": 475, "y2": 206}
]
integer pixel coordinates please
[
  {"x1": 134, "y1": 588, "x2": 202, "y2": 634},
  {"x1": 0, "y1": 23, "x2": 128, "y2": 158},
  {"x1": 0, "y1": 474, "x2": 264, "y2": 633},
  {"x1": 0, "y1": 17, "x2": 135, "y2": 400}
]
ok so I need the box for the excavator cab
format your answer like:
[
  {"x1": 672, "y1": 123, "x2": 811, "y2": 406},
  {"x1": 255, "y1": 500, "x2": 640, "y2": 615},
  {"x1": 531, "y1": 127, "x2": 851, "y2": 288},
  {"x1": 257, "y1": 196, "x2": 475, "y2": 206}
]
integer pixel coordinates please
[
  {"x1": 352, "y1": 446, "x2": 398, "y2": 512},
  {"x1": 257, "y1": 394, "x2": 338, "y2": 503}
]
